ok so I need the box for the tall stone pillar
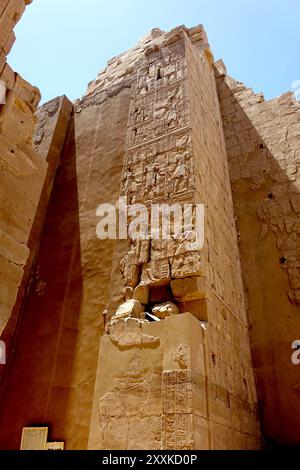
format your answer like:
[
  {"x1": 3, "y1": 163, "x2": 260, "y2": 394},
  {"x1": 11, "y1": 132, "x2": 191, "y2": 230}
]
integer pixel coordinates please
[{"x1": 88, "y1": 26, "x2": 261, "y2": 450}]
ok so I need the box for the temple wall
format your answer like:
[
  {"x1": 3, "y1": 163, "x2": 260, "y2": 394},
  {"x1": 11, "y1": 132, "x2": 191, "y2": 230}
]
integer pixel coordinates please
[
  {"x1": 87, "y1": 28, "x2": 260, "y2": 450},
  {"x1": 185, "y1": 34, "x2": 260, "y2": 449},
  {"x1": 216, "y1": 63, "x2": 300, "y2": 445},
  {"x1": 0, "y1": 13, "x2": 297, "y2": 449},
  {"x1": 0, "y1": 0, "x2": 47, "y2": 334},
  {"x1": 0, "y1": 81, "x2": 132, "y2": 449}
]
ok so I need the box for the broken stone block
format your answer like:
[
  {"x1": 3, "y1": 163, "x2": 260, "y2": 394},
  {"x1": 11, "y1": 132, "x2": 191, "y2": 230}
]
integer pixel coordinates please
[
  {"x1": 112, "y1": 299, "x2": 145, "y2": 321},
  {"x1": 214, "y1": 59, "x2": 227, "y2": 77},
  {"x1": 14, "y1": 74, "x2": 41, "y2": 112},
  {"x1": 132, "y1": 284, "x2": 149, "y2": 305},
  {"x1": 0, "y1": 63, "x2": 15, "y2": 90},
  {"x1": 171, "y1": 276, "x2": 206, "y2": 301},
  {"x1": 152, "y1": 301, "x2": 179, "y2": 319},
  {"x1": 110, "y1": 317, "x2": 159, "y2": 348}
]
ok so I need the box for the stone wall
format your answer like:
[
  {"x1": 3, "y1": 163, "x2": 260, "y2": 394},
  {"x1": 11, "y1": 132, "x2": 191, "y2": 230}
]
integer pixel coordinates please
[
  {"x1": 0, "y1": 15, "x2": 298, "y2": 449},
  {"x1": 185, "y1": 33, "x2": 260, "y2": 449},
  {"x1": 0, "y1": 25, "x2": 261, "y2": 450},
  {"x1": 0, "y1": 56, "x2": 132, "y2": 449},
  {"x1": 87, "y1": 27, "x2": 260, "y2": 450},
  {"x1": 216, "y1": 62, "x2": 300, "y2": 445},
  {"x1": 0, "y1": 0, "x2": 47, "y2": 334}
]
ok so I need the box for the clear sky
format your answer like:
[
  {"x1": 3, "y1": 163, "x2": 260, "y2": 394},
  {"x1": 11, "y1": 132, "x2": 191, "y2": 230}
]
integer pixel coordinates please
[{"x1": 8, "y1": 0, "x2": 300, "y2": 104}]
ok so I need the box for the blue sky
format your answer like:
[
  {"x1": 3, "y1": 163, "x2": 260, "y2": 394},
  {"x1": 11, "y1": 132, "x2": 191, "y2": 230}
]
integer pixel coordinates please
[{"x1": 8, "y1": 0, "x2": 300, "y2": 104}]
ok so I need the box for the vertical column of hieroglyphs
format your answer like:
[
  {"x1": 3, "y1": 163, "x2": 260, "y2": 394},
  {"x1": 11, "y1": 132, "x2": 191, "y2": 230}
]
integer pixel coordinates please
[
  {"x1": 0, "y1": 0, "x2": 47, "y2": 334},
  {"x1": 162, "y1": 370, "x2": 194, "y2": 449}
]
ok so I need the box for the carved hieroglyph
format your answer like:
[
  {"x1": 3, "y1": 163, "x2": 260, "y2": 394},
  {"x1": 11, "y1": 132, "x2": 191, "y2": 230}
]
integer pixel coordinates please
[{"x1": 162, "y1": 370, "x2": 194, "y2": 449}]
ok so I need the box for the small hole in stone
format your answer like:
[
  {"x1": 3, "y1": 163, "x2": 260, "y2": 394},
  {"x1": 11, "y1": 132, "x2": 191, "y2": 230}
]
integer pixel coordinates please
[
  {"x1": 10, "y1": 150, "x2": 15, "y2": 154},
  {"x1": 279, "y1": 257, "x2": 287, "y2": 265},
  {"x1": 211, "y1": 354, "x2": 217, "y2": 366},
  {"x1": 157, "y1": 68, "x2": 162, "y2": 80},
  {"x1": 260, "y1": 144, "x2": 264, "y2": 149},
  {"x1": 268, "y1": 193, "x2": 274, "y2": 199}
]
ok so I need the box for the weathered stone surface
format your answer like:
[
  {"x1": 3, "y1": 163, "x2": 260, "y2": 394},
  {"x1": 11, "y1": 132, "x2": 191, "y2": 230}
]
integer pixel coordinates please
[
  {"x1": 152, "y1": 301, "x2": 179, "y2": 319},
  {"x1": 0, "y1": 0, "x2": 47, "y2": 336},
  {"x1": 132, "y1": 283, "x2": 149, "y2": 304},
  {"x1": 86, "y1": 26, "x2": 260, "y2": 450},
  {"x1": 171, "y1": 276, "x2": 206, "y2": 301},
  {"x1": 112, "y1": 299, "x2": 145, "y2": 321},
  {"x1": 4, "y1": 16, "x2": 295, "y2": 450},
  {"x1": 216, "y1": 64, "x2": 300, "y2": 445},
  {"x1": 110, "y1": 317, "x2": 159, "y2": 348},
  {"x1": 88, "y1": 314, "x2": 209, "y2": 450}
]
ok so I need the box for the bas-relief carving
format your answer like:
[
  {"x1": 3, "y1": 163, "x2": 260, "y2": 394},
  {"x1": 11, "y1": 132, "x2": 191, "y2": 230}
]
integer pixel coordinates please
[
  {"x1": 97, "y1": 362, "x2": 195, "y2": 449},
  {"x1": 98, "y1": 354, "x2": 163, "y2": 449},
  {"x1": 109, "y1": 317, "x2": 160, "y2": 348},
  {"x1": 121, "y1": 132, "x2": 194, "y2": 203},
  {"x1": 127, "y1": 84, "x2": 187, "y2": 148},
  {"x1": 135, "y1": 52, "x2": 186, "y2": 98},
  {"x1": 172, "y1": 344, "x2": 191, "y2": 369},
  {"x1": 102, "y1": 37, "x2": 205, "y2": 428},
  {"x1": 221, "y1": 82, "x2": 300, "y2": 306},
  {"x1": 162, "y1": 370, "x2": 194, "y2": 449},
  {"x1": 257, "y1": 194, "x2": 300, "y2": 305},
  {"x1": 34, "y1": 98, "x2": 60, "y2": 149}
]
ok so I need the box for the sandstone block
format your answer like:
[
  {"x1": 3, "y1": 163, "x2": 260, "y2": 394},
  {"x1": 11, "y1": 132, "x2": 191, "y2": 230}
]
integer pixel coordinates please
[
  {"x1": 0, "y1": 229, "x2": 29, "y2": 265},
  {"x1": 141, "y1": 259, "x2": 171, "y2": 287},
  {"x1": 171, "y1": 276, "x2": 206, "y2": 301},
  {"x1": 110, "y1": 317, "x2": 159, "y2": 348},
  {"x1": 152, "y1": 301, "x2": 179, "y2": 319},
  {"x1": 113, "y1": 299, "x2": 144, "y2": 320},
  {"x1": 178, "y1": 299, "x2": 208, "y2": 321},
  {"x1": 0, "y1": 97, "x2": 35, "y2": 143},
  {"x1": 0, "y1": 63, "x2": 15, "y2": 90},
  {"x1": 171, "y1": 252, "x2": 204, "y2": 279},
  {"x1": 3, "y1": 30, "x2": 15, "y2": 55},
  {"x1": 14, "y1": 74, "x2": 41, "y2": 112},
  {"x1": 132, "y1": 284, "x2": 149, "y2": 304},
  {"x1": 0, "y1": 1, "x2": 10, "y2": 17},
  {"x1": 0, "y1": 0, "x2": 25, "y2": 46},
  {"x1": 0, "y1": 51, "x2": 6, "y2": 75}
]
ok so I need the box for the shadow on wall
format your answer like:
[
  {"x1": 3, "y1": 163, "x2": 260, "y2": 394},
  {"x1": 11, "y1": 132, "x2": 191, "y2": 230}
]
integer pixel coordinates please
[
  {"x1": 0, "y1": 117, "x2": 83, "y2": 450},
  {"x1": 217, "y1": 72, "x2": 300, "y2": 447}
]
